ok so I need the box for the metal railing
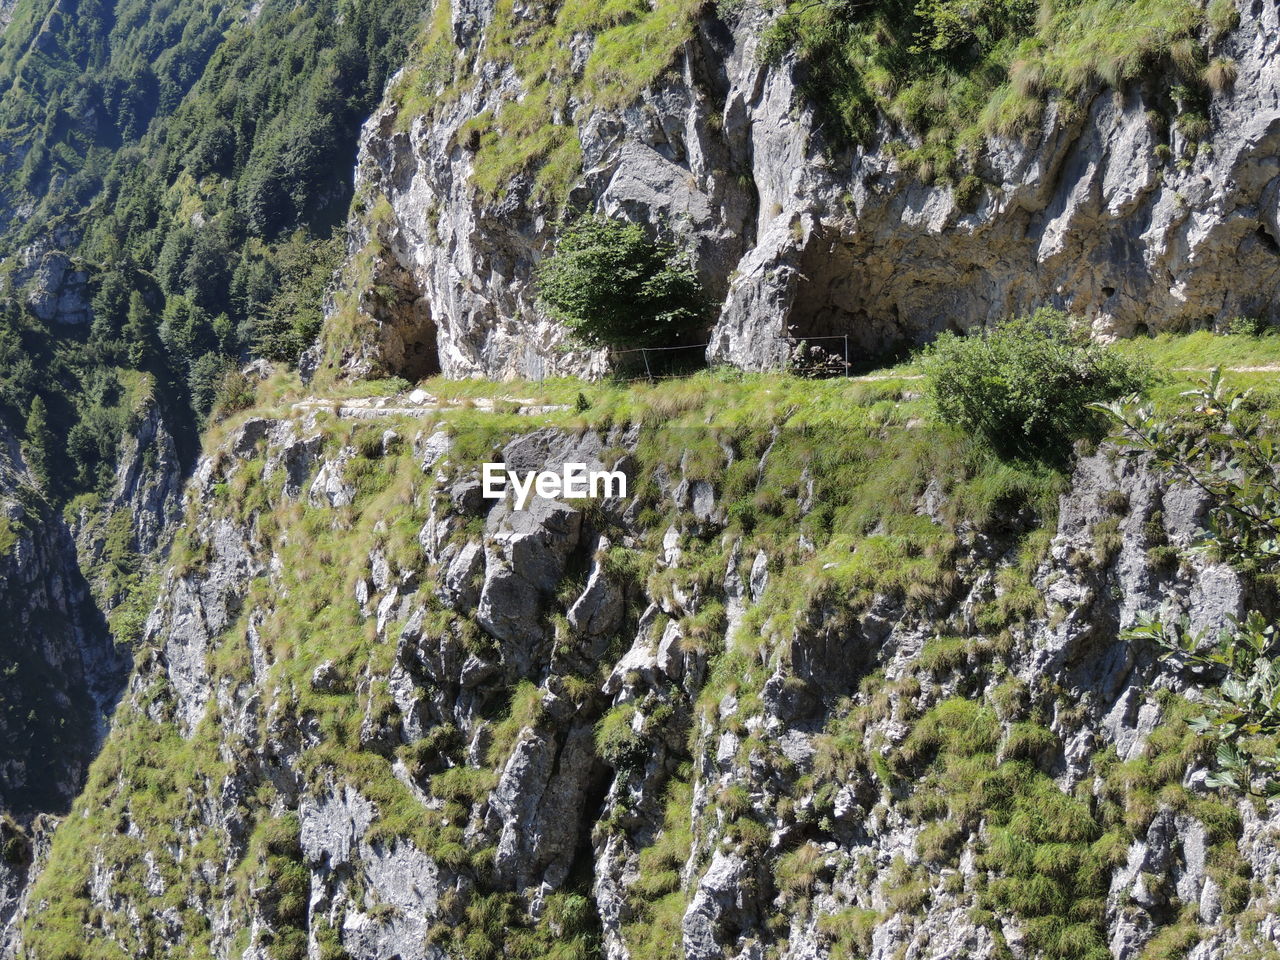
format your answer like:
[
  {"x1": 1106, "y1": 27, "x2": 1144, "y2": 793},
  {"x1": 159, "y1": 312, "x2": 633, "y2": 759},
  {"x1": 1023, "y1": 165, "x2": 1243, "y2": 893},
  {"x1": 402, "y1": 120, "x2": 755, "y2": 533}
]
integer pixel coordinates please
[{"x1": 612, "y1": 334, "x2": 852, "y2": 383}]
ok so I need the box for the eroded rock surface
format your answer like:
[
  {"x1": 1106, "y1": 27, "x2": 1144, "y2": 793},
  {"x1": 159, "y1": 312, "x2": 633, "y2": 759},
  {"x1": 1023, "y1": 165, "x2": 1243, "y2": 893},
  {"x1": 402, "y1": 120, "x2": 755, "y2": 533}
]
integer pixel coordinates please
[
  {"x1": 328, "y1": 2, "x2": 1280, "y2": 381},
  {"x1": 9, "y1": 403, "x2": 1278, "y2": 960}
]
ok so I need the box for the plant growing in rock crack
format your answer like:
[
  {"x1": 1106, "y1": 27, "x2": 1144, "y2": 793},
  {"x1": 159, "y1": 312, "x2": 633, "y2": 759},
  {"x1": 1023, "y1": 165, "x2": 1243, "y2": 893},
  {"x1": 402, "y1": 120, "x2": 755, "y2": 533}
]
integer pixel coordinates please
[{"x1": 1096, "y1": 370, "x2": 1280, "y2": 793}]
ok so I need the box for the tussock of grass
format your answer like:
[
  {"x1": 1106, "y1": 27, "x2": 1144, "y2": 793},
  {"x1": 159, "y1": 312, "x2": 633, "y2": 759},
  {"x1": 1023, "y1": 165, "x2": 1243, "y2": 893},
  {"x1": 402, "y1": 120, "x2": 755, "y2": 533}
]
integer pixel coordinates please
[{"x1": 896, "y1": 697, "x2": 1122, "y2": 960}]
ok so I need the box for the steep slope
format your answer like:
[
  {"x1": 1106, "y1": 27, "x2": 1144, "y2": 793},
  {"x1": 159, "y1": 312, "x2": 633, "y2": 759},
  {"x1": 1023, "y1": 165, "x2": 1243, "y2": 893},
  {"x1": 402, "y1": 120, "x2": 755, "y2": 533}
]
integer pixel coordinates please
[
  {"x1": 0, "y1": 421, "x2": 130, "y2": 957},
  {"x1": 7, "y1": 3, "x2": 1280, "y2": 959},
  {"x1": 0, "y1": 0, "x2": 423, "y2": 864},
  {"x1": 0, "y1": 424, "x2": 127, "y2": 820},
  {"x1": 0, "y1": 378, "x2": 185, "y2": 953},
  {"x1": 322, "y1": 0, "x2": 1280, "y2": 382},
  {"x1": 14, "y1": 370, "x2": 1280, "y2": 960}
]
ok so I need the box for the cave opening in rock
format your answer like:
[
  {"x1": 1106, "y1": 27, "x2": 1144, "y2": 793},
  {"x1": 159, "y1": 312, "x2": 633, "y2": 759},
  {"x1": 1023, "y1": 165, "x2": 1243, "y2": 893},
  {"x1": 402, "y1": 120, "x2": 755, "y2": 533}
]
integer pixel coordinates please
[
  {"x1": 378, "y1": 288, "x2": 440, "y2": 382},
  {"x1": 359, "y1": 242, "x2": 443, "y2": 382},
  {"x1": 788, "y1": 228, "x2": 908, "y2": 374},
  {"x1": 397, "y1": 298, "x2": 440, "y2": 382},
  {"x1": 1256, "y1": 224, "x2": 1280, "y2": 255}
]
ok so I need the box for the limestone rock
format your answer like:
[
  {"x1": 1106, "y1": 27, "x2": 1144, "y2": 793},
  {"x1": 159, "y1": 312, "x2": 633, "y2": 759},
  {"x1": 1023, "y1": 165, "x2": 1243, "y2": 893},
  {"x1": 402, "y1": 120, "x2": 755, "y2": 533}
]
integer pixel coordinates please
[{"x1": 477, "y1": 496, "x2": 582, "y2": 670}]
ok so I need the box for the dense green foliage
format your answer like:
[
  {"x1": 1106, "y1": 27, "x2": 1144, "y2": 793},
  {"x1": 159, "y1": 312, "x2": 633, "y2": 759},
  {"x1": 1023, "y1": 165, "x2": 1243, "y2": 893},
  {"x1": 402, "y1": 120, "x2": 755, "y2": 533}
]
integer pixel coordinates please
[
  {"x1": 537, "y1": 216, "x2": 706, "y2": 349},
  {"x1": 0, "y1": 0, "x2": 421, "y2": 502},
  {"x1": 1101, "y1": 372, "x2": 1280, "y2": 793},
  {"x1": 922, "y1": 308, "x2": 1144, "y2": 458}
]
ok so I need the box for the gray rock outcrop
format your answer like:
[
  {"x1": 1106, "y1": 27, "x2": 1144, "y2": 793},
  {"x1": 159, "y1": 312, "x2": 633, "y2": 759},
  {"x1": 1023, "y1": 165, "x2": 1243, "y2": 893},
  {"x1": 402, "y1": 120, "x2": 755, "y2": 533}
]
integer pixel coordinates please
[
  {"x1": 9, "y1": 400, "x2": 1273, "y2": 960},
  {"x1": 329, "y1": 2, "x2": 1280, "y2": 381}
]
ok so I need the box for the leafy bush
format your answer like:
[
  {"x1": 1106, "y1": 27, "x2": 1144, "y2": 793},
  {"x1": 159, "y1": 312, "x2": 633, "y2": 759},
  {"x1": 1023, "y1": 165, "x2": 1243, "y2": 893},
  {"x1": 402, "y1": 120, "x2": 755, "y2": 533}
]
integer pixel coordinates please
[
  {"x1": 537, "y1": 215, "x2": 706, "y2": 349},
  {"x1": 1224, "y1": 315, "x2": 1268, "y2": 336},
  {"x1": 922, "y1": 308, "x2": 1145, "y2": 457},
  {"x1": 1100, "y1": 372, "x2": 1280, "y2": 792}
]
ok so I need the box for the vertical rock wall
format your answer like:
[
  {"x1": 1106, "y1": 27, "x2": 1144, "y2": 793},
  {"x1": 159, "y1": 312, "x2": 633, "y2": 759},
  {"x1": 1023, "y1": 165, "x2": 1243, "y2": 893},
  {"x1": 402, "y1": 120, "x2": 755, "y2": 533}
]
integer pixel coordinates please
[{"x1": 332, "y1": 1, "x2": 1280, "y2": 380}]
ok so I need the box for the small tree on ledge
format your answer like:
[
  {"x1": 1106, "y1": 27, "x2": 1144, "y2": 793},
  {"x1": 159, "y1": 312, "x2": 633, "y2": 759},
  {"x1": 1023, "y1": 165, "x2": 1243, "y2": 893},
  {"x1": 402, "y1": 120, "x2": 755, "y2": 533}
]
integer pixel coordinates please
[{"x1": 536, "y1": 215, "x2": 706, "y2": 350}]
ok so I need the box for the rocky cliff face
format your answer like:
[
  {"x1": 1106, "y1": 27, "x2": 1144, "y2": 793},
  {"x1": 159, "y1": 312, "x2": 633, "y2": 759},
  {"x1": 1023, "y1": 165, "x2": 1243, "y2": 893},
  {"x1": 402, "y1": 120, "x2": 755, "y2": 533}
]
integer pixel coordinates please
[
  {"x1": 68, "y1": 389, "x2": 186, "y2": 605},
  {"x1": 326, "y1": 0, "x2": 1280, "y2": 382},
  {"x1": 13, "y1": 382, "x2": 1280, "y2": 960},
  {"x1": 0, "y1": 435, "x2": 126, "y2": 957},
  {"x1": 0, "y1": 232, "x2": 93, "y2": 331},
  {"x1": 0, "y1": 421, "x2": 130, "y2": 948},
  {"x1": 0, "y1": 425, "x2": 128, "y2": 821},
  {"x1": 9, "y1": 3, "x2": 1280, "y2": 958},
  {"x1": 0, "y1": 387, "x2": 182, "y2": 954}
]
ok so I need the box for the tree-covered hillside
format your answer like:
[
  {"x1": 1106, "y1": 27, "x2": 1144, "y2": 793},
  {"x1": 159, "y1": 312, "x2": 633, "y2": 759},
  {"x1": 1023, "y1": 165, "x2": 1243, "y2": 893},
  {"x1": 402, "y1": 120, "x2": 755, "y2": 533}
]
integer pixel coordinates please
[{"x1": 0, "y1": 0, "x2": 424, "y2": 503}]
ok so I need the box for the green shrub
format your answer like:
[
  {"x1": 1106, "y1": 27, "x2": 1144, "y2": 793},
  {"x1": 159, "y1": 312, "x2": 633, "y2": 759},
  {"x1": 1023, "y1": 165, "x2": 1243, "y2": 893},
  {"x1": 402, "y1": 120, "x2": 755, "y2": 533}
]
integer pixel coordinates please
[
  {"x1": 1102, "y1": 374, "x2": 1280, "y2": 791},
  {"x1": 922, "y1": 309, "x2": 1145, "y2": 458},
  {"x1": 537, "y1": 215, "x2": 706, "y2": 349},
  {"x1": 1224, "y1": 315, "x2": 1267, "y2": 336}
]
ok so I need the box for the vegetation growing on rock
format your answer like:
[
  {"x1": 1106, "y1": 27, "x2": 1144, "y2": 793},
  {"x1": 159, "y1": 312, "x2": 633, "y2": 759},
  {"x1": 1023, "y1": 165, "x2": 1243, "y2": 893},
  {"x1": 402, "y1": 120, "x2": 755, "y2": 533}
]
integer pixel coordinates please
[
  {"x1": 17, "y1": 342, "x2": 1280, "y2": 959},
  {"x1": 1102, "y1": 371, "x2": 1280, "y2": 794},
  {"x1": 767, "y1": 0, "x2": 1230, "y2": 178},
  {"x1": 2, "y1": 0, "x2": 1280, "y2": 957}
]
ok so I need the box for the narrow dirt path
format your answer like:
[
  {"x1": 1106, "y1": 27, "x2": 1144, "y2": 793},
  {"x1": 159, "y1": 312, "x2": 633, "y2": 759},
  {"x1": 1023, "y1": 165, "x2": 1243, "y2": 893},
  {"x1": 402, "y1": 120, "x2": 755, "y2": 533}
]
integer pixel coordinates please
[
  {"x1": 296, "y1": 365, "x2": 1280, "y2": 416},
  {"x1": 847, "y1": 364, "x2": 1280, "y2": 383},
  {"x1": 292, "y1": 389, "x2": 569, "y2": 420},
  {"x1": 1170, "y1": 365, "x2": 1280, "y2": 372}
]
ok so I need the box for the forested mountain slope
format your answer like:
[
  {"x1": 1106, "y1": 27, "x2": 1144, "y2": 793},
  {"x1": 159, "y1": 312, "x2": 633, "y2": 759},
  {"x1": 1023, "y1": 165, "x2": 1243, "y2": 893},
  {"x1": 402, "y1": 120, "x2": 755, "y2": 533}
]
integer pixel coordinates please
[{"x1": 0, "y1": 0, "x2": 421, "y2": 505}]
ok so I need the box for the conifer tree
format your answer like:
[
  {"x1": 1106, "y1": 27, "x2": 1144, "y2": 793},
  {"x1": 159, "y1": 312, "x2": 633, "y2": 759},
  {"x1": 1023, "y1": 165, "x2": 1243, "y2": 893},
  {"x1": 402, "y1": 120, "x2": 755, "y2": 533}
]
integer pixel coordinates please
[
  {"x1": 23, "y1": 397, "x2": 53, "y2": 490},
  {"x1": 123, "y1": 292, "x2": 150, "y2": 369}
]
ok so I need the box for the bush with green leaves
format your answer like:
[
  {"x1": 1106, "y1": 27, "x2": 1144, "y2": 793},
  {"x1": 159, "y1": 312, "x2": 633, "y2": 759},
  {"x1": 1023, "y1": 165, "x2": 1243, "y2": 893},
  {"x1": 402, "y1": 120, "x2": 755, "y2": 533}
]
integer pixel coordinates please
[
  {"x1": 1097, "y1": 371, "x2": 1280, "y2": 794},
  {"x1": 922, "y1": 308, "x2": 1145, "y2": 458},
  {"x1": 537, "y1": 215, "x2": 706, "y2": 350}
]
